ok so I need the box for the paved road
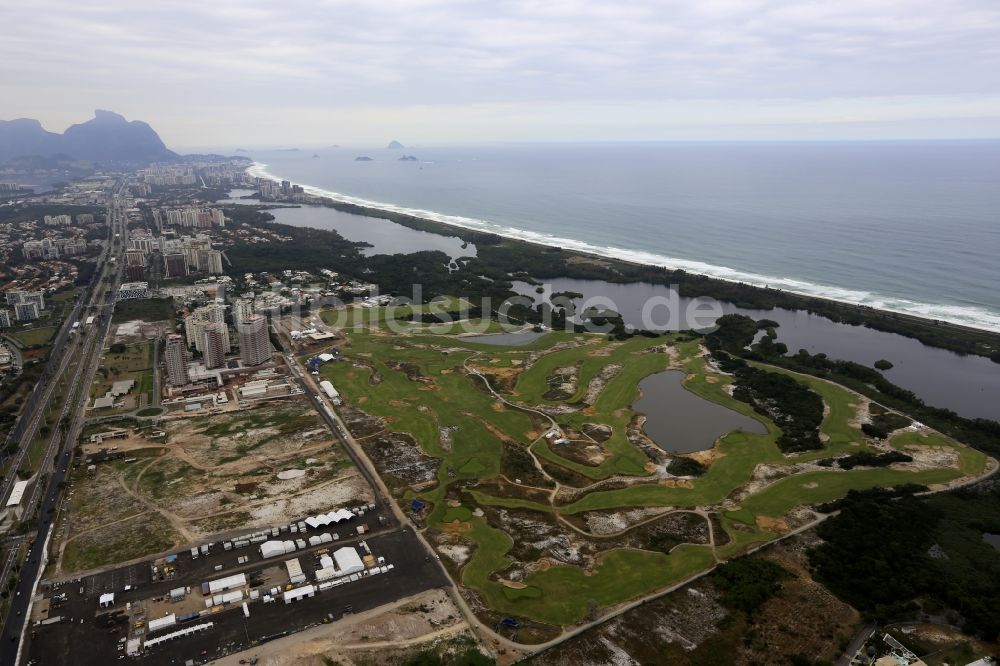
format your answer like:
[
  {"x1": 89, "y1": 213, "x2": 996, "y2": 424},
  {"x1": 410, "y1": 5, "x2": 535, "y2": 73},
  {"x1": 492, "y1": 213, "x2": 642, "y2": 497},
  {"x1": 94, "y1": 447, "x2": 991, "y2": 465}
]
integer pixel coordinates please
[
  {"x1": 0, "y1": 297, "x2": 84, "y2": 468},
  {"x1": 837, "y1": 622, "x2": 876, "y2": 666},
  {"x1": 0, "y1": 183, "x2": 127, "y2": 666}
]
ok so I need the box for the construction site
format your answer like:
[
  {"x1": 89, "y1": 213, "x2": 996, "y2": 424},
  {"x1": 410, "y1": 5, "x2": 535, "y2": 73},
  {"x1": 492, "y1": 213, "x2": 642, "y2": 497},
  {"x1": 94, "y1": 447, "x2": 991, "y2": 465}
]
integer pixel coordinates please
[{"x1": 28, "y1": 505, "x2": 448, "y2": 665}]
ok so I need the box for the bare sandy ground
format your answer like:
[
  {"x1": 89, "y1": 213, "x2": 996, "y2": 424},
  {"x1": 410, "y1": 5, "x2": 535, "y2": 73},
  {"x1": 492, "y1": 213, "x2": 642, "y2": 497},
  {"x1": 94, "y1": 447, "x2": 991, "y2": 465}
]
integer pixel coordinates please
[{"x1": 208, "y1": 589, "x2": 468, "y2": 666}]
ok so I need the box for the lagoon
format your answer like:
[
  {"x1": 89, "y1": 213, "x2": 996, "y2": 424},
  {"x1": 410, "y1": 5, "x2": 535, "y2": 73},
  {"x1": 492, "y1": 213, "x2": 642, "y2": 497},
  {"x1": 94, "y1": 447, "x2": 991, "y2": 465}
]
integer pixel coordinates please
[{"x1": 634, "y1": 370, "x2": 767, "y2": 454}]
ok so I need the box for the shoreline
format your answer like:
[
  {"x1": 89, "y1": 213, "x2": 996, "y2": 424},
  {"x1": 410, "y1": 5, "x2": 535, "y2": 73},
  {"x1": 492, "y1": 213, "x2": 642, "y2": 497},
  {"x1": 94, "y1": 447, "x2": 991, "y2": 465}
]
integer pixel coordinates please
[
  {"x1": 244, "y1": 161, "x2": 1000, "y2": 335},
  {"x1": 238, "y1": 164, "x2": 1000, "y2": 358}
]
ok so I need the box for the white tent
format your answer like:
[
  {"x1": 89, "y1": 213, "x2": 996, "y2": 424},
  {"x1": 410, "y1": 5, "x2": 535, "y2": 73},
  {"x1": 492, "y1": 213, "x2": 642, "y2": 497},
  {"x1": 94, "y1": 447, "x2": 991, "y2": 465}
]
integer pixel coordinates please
[
  {"x1": 148, "y1": 614, "x2": 177, "y2": 633},
  {"x1": 260, "y1": 540, "x2": 285, "y2": 559},
  {"x1": 283, "y1": 585, "x2": 315, "y2": 603},
  {"x1": 206, "y1": 573, "x2": 246, "y2": 594},
  {"x1": 333, "y1": 547, "x2": 365, "y2": 576}
]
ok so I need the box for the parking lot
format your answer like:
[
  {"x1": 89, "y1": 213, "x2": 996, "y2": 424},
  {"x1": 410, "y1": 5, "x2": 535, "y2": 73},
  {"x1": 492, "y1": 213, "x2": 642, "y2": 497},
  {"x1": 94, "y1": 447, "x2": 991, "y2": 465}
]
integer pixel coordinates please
[{"x1": 26, "y1": 523, "x2": 449, "y2": 666}]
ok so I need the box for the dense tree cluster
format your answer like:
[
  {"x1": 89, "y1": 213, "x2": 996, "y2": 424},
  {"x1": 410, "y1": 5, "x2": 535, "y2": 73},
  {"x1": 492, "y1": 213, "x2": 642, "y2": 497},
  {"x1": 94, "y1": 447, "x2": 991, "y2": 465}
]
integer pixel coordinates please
[
  {"x1": 713, "y1": 558, "x2": 788, "y2": 614},
  {"x1": 818, "y1": 450, "x2": 912, "y2": 470},
  {"x1": 713, "y1": 351, "x2": 824, "y2": 453},
  {"x1": 809, "y1": 486, "x2": 1000, "y2": 638},
  {"x1": 666, "y1": 456, "x2": 706, "y2": 477},
  {"x1": 755, "y1": 345, "x2": 1000, "y2": 459}
]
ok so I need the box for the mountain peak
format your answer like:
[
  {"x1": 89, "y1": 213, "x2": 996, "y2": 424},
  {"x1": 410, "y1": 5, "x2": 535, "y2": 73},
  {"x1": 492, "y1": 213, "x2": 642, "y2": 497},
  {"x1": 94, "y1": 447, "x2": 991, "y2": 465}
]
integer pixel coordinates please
[
  {"x1": 387, "y1": 140, "x2": 405, "y2": 149},
  {"x1": 0, "y1": 110, "x2": 176, "y2": 164},
  {"x1": 92, "y1": 109, "x2": 128, "y2": 123}
]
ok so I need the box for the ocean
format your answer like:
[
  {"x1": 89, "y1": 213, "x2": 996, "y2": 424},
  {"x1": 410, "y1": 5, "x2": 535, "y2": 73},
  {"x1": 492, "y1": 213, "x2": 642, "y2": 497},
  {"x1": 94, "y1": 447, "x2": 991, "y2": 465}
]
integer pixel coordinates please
[{"x1": 244, "y1": 141, "x2": 1000, "y2": 332}]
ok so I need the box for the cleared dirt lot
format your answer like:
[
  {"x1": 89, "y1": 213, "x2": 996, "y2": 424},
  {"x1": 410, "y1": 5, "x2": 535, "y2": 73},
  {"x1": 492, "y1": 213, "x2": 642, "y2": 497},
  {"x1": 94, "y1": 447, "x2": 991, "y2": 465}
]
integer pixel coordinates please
[{"x1": 57, "y1": 399, "x2": 373, "y2": 574}]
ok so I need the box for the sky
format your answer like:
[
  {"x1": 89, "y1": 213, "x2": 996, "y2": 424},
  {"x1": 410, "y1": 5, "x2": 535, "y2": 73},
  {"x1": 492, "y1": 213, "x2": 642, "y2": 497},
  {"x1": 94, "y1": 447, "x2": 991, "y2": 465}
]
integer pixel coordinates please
[{"x1": 2, "y1": 0, "x2": 1000, "y2": 148}]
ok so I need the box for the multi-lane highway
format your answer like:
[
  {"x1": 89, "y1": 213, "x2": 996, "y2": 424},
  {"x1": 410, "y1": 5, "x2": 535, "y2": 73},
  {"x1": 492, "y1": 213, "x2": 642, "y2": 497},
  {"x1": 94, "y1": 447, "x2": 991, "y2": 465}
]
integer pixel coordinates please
[{"x1": 0, "y1": 182, "x2": 128, "y2": 665}]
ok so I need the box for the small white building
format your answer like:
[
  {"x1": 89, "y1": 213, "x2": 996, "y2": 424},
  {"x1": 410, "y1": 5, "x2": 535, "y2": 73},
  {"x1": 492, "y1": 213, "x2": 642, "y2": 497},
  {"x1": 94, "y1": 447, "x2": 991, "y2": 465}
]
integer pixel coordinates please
[
  {"x1": 117, "y1": 281, "x2": 151, "y2": 301},
  {"x1": 203, "y1": 572, "x2": 246, "y2": 595},
  {"x1": 283, "y1": 584, "x2": 315, "y2": 604},
  {"x1": 98, "y1": 592, "x2": 115, "y2": 608},
  {"x1": 285, "y1": 558, "x2": 305, "y2": 585},
  {"x1": 148, "y1": 613, "x2": 177, "y2": 633}
]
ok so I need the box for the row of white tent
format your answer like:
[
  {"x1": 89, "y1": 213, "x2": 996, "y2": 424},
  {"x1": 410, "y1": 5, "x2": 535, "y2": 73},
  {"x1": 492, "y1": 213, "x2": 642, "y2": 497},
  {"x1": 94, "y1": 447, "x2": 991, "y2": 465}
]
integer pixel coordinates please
[
  {"x1": 304, "y1": 508, "x2": 356, "y2": 528},
  {"x1": 259, "y1": 532, "x2": 335, "y2": 560},
  {"x1": 142, "y1": 622, "x2": 213, "y2": 649}
]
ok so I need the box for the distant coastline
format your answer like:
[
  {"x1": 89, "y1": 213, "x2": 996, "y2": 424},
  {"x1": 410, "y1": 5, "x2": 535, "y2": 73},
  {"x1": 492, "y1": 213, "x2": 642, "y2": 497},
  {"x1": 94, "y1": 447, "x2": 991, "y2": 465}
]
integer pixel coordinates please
[{"x1": 242, "y1": 161, "x2": 1000, "y2": 348}]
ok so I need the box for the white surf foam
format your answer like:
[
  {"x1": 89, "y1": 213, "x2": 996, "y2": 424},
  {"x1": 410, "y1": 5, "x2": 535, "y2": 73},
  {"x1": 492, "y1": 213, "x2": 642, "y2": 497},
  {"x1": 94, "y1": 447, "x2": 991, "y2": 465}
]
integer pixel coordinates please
[{"x1": 246, "y1": 161, "x2": 1000, "y2": 333}]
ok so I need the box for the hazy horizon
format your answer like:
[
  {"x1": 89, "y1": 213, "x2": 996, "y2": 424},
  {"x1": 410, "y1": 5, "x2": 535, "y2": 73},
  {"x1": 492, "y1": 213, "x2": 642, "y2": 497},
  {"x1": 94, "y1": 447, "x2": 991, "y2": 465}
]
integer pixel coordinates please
[
  {"x1": 175, "y1": 136, "x2": 1000, "y2": 154},
  {"x1": 3, "y1": 1, "x2": 1000, "y2": 146}
]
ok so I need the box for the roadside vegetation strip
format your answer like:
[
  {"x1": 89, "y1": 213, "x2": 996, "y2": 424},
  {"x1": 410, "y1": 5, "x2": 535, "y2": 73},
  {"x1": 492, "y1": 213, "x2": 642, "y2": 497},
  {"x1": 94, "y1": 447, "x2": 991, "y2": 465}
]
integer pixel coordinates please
[{"x1": 9, "y1": 326, "x2": 57, "y2": 347}]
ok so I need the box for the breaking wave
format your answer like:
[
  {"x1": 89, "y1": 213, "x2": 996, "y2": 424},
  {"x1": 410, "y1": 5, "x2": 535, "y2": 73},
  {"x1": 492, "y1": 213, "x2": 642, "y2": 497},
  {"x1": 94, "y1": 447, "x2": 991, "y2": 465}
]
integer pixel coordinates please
[{"x1": 247, "y1": 161, "x2": 1000, "y2": 333}]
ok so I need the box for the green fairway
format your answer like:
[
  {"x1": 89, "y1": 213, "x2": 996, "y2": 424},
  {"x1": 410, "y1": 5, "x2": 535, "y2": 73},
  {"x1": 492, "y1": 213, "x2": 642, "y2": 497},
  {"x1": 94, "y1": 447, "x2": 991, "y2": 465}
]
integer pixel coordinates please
[{"x1": 318, "y1": 311, "x2": 992, "y2": 627}]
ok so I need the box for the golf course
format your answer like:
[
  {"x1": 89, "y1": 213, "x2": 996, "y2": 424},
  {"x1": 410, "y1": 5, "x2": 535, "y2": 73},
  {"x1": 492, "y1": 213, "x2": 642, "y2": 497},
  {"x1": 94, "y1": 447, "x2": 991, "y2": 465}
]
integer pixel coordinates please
[{"x1": 317, "y1": 303, "x2": 993, "y2": 632}]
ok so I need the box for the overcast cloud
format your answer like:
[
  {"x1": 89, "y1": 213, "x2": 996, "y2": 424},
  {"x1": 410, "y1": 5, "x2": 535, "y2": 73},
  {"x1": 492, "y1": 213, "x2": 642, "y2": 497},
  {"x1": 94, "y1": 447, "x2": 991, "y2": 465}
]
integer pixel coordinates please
[{"x1": 2, "y1": 0, "x2": 999, "y2": 147}]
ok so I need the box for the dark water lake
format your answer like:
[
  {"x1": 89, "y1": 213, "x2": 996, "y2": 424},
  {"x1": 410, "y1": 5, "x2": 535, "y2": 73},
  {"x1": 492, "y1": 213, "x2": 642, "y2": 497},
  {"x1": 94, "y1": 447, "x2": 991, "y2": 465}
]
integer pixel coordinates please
[
  {"x1": 513, "y1": 278, "x2": 1000, "y2": 421},
  {"x1": 984, "y1": 533, "x2": 1000, "y2": 551},
  {"x1": 633, "y1": 370, "x2": 767, "y2": 453},
  {"x1": 460, "y1": 330, "x2": 548, "y2": 346},
  {"x1": 222, "y1": 190, "x2": 475, "y2": 260}
]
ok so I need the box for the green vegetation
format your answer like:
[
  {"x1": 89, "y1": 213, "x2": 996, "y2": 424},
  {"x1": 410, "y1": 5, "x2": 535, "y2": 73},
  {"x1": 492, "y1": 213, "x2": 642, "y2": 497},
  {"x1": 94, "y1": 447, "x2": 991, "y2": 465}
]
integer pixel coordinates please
[
  {"x1": 667, "y1": 457, "x2": 706, "y2": 477},
  {"x1": 809, "y1": 483, "x2": 1000, "y2": 638},
  {"x1": 754, "y1": 332, "x2": 1000, "y2": 460},
  {"x1": 62, "y1": 514, "x2": 178, "y2": 573},
  {"x1": 713, "y1": 558, "x2": 788, "y2": 614},
  {"x1": 112, "y1": 297, "x2": 175, "y2": 323},
  {"x1": 870, "y1": 405, "x2": 912, "y2": 433},
  {"x1": 717, "y1": 353, "x2": 824, "y2": 453},
  {"x1": 90, "y1": 340, "x2": 155, "y2": 412},
  {"x1": 825, "y1": 450, "x2": 911, "y2": 469},
  {"x1": 319, "y1": 312, "x2": 988, "y2": 628},
  {"x1": 8, "y1": 326, "x2": 57, "y2": 347}
]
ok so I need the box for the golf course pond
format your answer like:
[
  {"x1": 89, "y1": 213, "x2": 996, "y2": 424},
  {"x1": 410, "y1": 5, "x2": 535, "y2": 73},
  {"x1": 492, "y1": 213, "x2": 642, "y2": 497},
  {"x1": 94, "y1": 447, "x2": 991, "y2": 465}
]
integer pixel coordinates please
[
  {"x1": 461, "y1": 330, "x2": 548, "y2": 346},
  {"x1": 635, "y1": 369, "x2": 767, "y2": 454}
]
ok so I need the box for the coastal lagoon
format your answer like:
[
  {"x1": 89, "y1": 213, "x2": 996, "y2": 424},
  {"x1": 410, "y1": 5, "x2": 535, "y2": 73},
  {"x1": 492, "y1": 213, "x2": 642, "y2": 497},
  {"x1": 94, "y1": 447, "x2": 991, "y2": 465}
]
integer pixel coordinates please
[
  {"x1": 242, "y1": 141, "x2": 1000, "y2": 332},
  {"x1": 223, "y1": 190, "x2": 1000, "y2": 421},
  {"x1": 634, "y1": 370, "x2": 767, "y2": 454},
  {"x1": 513, "y1": 278, "x2": 1000, "y2": 421},
  {"x1": 222, "y1": 190, "x2": 476, "y2": 260}
]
